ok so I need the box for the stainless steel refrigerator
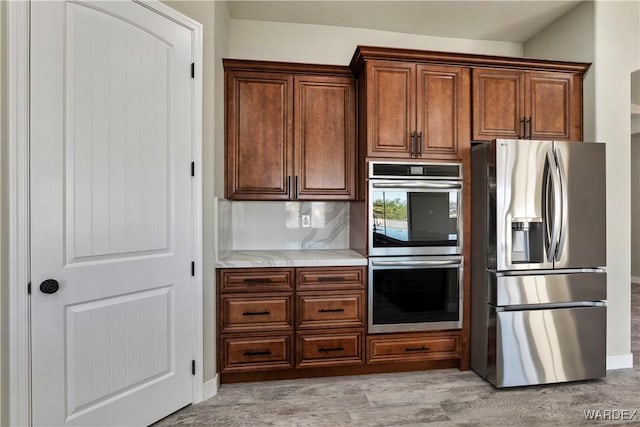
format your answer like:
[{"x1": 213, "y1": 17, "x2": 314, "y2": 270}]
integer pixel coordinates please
[{"x1": 470, "y1": 139, "x2": 606, "y2": 388}]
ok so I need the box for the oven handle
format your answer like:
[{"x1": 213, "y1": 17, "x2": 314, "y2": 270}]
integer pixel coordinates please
[
  {"x1": 370, "y1": 180, "x2": 462, "y2": 190},
  {"x1": 371, "y1": 260, "x2": 462, "y2": 267}
]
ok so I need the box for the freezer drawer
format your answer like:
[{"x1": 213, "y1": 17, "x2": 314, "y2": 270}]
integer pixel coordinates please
[
  {"x1": 489, "y1": 271, "x2": 606, "y2": 306},
  {"x1": 487, "y1": 305, "x2": 606, "y2": 388}
]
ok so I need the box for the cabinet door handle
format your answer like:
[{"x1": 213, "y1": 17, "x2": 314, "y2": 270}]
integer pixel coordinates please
[
  {"x1": 318, "y1": 276, "x2": 346, "y2": 282},
  {"x1": 520, "y1": 117, "x2": 526, "y2": 138},
  {"x1": 287, "y1": 175, "x2": 291, "y2": 198},
  {"x1": 294, "y1": 175, "x2": 299, "y2": 199},
  {"x1": 417, "y1": 131, "x2": 423, "y2": 157},
  {"x1": 243, "y1": 278, "x2": 273, "y2": 284},
  {"x1": 318, "y1": 346, "x2": 344, "y2": 353},
  {"x1": 411, "y1": 131, "x2": 417, "y2": 158},
  {"x1": 242, "y1": 310, "x2": 271, "y2": 316},
  {"x1": 243, "y1": 350, "x2": 271, "y2": 356},
  {"x1": 526, "y1": 117, "x2": 532, "y2": 139},
  {"x1": 318, "y1": 308, "x2": 345, "y2": 313},
  {"x1": 404, "y1": 346, "x2": 430, "y2": 352}
]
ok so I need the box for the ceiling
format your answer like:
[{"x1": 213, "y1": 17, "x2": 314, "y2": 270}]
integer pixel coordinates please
[{"x1": 227, "y1": 0, "x2": 582, "y2": 43}]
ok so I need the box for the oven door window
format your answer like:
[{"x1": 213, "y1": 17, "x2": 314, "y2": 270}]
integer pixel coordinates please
[
  {"x1": 372, "y1": 267, "x2": 460, "y2": 325},
  {"x1": 372, "y1": 190, "x2": 459, "y2": 248}
]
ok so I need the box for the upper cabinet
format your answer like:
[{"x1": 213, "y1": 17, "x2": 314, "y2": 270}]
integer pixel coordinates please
[
  {"x1": 225, "y1": 60, "x2": 356, "y2": 201},
  {"x1": 351, "y1": 46, "x2": 589, "y2": 157},
  {"x1": 472, "y1": 68, "x2": 583, "y2": 141},
  {"x1": 362, "y1": 60, "x2": 470, "y2": 160}
]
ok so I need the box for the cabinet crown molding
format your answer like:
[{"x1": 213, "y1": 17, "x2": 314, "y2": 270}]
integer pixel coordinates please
[
  {"x1": 223, "y1": 58, "x2": 353, "y2": 76},
  {"x1": 350, "y1": 45, "x2": 591, "y2": 76}
]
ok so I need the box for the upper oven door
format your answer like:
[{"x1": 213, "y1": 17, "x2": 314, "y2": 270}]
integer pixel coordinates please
[{"x1": 369, "y1": 180, "x2": 463, "y2": 256}]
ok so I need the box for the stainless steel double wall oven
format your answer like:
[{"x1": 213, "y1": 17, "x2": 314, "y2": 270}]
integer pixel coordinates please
[{"x1": 367, "y1": 161, "x2": 464, "y2": 333}]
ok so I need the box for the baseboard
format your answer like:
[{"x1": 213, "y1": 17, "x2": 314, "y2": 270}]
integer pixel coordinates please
[
  {"x1": 606, "y1": 353, "x2": 633, "y2": 370},
  {"x1": 203, "y1": 375, "x2": 219, "y2": 401},
  {"x1": 631, "y1": 276, "x2": 640, "y2": 284}
]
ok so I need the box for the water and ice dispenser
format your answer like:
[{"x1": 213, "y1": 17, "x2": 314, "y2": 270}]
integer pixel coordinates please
[{"x1": 511, "y1": 219, "x2": 543, "y2": 263}]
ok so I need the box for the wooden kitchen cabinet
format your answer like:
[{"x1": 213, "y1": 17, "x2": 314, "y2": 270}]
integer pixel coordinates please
[
  {"x1": 363, "y1": 60, "x2": 470, "y2": 160},
  {"x1": 225, "y1": 70, "x2": 293, "y2": 200},
  {"x1": 218, "y1": 266, "x2": 366, "y2": 379},
  {"x1": 218, "y1": 268, "x2": 295, "y2": 374},
  {"x1": 367, "y1": 332, "x2": 461, "y2": 364},
  {"x1": 294, "y1": 76, "x2": 356, "y2": 199},
  {"x1": 473, "y1": 68, "x2": 582, "y2": 141},
  {"x1": 224, "y1": 60, "x2": 356, "y2": 200}
]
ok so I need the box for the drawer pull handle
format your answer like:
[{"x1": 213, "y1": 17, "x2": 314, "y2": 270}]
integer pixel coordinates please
[
  {"x1": 242, "y1": 311, "x2": 271, "y2": 316},
  {"x1": 318, "y1": 308, "x2": 345, "y2": 313},
  {"x1": 318, "y1": 276, "x2": 346, "y2": 282},
  {"x1": 318, "y1": 346, "x2": 345, "y2": 353},
  {"x1": 405, "y1": 346, "x2": 430, "y2": 352},
  {"x1": 243, "y1": 278, "x2": 273, "y2": 284},
  {"x1": 243, "y1": 350, "x2": 272, "y2": 356}
]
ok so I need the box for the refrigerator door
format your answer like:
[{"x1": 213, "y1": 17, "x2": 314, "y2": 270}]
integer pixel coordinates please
[
  {"x1": 487, "y1": 305, "x2": 606, "y2": 388},
  {"x1": 552, "y1": 141, "x2": 606, "y2": 269},
  {"x1": 489, "y1": 270, "x2": 607, "y2": 306},
  {"x1": 495, "y1": 139, "x2": 554, "y2": 270}
]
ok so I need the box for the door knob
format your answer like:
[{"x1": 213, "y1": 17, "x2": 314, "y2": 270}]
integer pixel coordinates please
[{"x1": 40, "y1": 279, "x2": 59, "y2": 294}]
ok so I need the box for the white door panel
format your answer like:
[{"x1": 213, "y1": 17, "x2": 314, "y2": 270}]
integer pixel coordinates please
[{"x1": 31, "y1": 1, "x2": 194, "y2": 425}]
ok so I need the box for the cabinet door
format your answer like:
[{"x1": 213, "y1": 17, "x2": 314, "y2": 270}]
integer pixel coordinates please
[
  {"x1": 416, "y1": 65, "x2": 470, "y2": 159},
  {"x1": 225, "y1": 71, "x2": 293, "y2": 200},
  {"x1": 294, "y1": 76, "x2": 356, "y2": 199},
  {"x1": 526, "y1": 71, "x2": 582, "y2": 141},
  {"x1": 472, "y1": 68, "x2": 525, "y2": 141},
  {"x1": 365, "y1": 61, "x2": 415, "y2": 158}
]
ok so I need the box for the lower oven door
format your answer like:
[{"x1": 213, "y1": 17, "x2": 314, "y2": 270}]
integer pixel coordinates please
[{"x1": 368, "y1": 256, "x2": 463, "y2": 333}]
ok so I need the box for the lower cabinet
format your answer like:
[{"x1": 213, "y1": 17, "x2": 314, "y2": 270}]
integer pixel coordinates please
[
  {"x1": 297, "y1": 329, "x2": 365, "y2": 368},
  {"x1": 217, "y1": 266, "x2": 462, "y2": 381},
  {"x1": 221, "y1": 332, "x2": 294, "y2": 373},
  {"x1": 367, "y1": 332, "x2": 461, "y2": 364}
]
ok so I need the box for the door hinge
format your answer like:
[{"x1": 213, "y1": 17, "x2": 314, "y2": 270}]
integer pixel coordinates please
[
  {"x1": 28, "y1": 282, "x2": 31, "y2": 295},
  {"x1": 191, "y1": 161, "x2": 195, "y2": 177},
  {"x1": 191, "y1": 261, "x2": 195, "y2": 277},
  {"x1": 191, "y1": 63, "x2": 195, "y2": 79},
  {"x1": 191, "y1": 360, "x2": 196, "y2": 375}
]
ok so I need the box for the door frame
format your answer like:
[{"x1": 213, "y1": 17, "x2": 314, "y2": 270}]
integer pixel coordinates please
[{"x1": 6, "y1": 1, "x2": 204, "y2": 424}]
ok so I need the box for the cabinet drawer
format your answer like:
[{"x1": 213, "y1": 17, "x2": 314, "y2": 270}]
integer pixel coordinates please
[
  {"x1": 221, "y1": 333, "x2": 293, "y2": 373},
  {"x1": 221, "y1": 294, "x2": 293, "y2": 333},
  {"x1": 297, "y1": 267, "x2": 365, "y2": 291},
  {"x1": 367, "y1": 333, "x2": 461, "y2": 364},
  {"x1": 219, "y1": 268, "x2": 294, "y2": 293},
  {"x1": 296, "y1": 291, "x2": 365, "y2": 329},
  {"x1": 296, "y1": 329, "x2": 365, "y2": 368}
]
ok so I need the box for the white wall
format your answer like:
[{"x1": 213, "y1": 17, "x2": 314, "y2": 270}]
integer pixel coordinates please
[
  {"x1": 632, "y1": 134, "x2": 640, "y2": 279},
  {"x1": 229, "y1": 19, "x2": 523, "y2": 65},
  {"x1": 526, "y1": 0, "x2": 640, "y2": 361},
  {"x1": 0, "y1": 0, "x2": 8, "y2": 422},
  {"x1": 161, "y1": 0, "x2": 229, "y2": 384}
]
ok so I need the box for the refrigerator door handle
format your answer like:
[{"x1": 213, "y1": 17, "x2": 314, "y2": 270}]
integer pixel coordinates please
[
  {"x1": 545, "y1": 149, "x2": 562, "y2": 262},
  {"x1": 554, "y1": 147, "x2": 568, "y2": 261}
]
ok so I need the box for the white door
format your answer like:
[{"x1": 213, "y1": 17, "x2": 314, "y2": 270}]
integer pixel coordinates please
[{"x1": 30, "y1": 1, "x2": 195, "y2": 425}]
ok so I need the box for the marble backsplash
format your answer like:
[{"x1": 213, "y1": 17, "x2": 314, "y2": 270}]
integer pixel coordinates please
[
  {"x1": 216, "y1": 198, "x2": 233, "y2": 259},
  {"x1": 217, "y1": 199, "x2": 350, "y2": 252}
]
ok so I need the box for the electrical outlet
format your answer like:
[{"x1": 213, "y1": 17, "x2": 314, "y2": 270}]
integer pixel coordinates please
[{"x1": 301, "y1": 214, "x2": 311, "y2": 228}]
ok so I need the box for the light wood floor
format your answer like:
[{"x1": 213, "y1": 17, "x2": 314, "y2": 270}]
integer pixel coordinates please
[{"x1": 156, "y1": 285, "x2": 640, "y2": 426}]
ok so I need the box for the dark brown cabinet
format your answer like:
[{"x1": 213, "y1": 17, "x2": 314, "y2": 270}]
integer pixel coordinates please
[
  {"x1": 218, "y1": 266, "x2": 366, "y2": 377},
  {"x1": 225, "y1": 71, "x2": 293, "y2": 200},
  {"x1": 362, "y1": 61, "x2": 470, "y2": 160},
  {"x1": 473, "y1": 68, "x2": 582, "y2": 141},
  {"x1": 225, "y1": 61, "x2": 356, "y2": 200},
  {"x1": 367, "y1": 332, "x2": 461, "y2": 364}
]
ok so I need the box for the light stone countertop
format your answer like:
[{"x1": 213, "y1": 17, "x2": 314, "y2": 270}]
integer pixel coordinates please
[{"x1": 215, "y1": 249, "x2": 367, "y2": 268}]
